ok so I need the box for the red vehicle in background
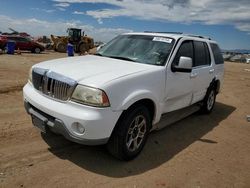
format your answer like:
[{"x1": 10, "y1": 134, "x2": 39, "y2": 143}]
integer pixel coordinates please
[{"x1": 0, "y1": 35, "x2": 45, "y2": 53}]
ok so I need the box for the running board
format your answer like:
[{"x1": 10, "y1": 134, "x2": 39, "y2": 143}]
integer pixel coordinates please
[{"x1": 155, "y1": 104, "x2": 201, "y2": 130}]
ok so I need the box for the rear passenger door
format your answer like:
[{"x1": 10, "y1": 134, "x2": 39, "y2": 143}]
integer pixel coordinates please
[{"x1": 191, "y1": 41, "x2": 214, "y2": 104}]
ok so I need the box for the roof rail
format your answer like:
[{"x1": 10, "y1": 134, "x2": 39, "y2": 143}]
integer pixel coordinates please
[
  {"x1": 143, "y1": 31, "x2": 212, "y2": 40},
  {"x1": 144, "y1": 31, "x2": 183, "y2": 34},
  {"x1": 185, "y1": 34, "x2": 211, "y2": 40}
]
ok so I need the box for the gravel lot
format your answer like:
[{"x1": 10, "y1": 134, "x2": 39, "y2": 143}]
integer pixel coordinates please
[{"x1": 0, "y1": 52, "x2": 250, "y2": 188}]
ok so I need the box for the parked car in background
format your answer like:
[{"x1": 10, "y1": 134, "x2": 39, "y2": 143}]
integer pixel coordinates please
[{"x1": 0, "y1": 35, "x2": 45, "y2": 53}]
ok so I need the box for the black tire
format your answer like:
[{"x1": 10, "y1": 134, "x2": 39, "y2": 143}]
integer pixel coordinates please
[
  {"x1": 107, "y1": 105, "x2": 151, "y2": 161},
  {"x1": 33, "y1": 47, "x2": 41, "y2": 54},
  {"x1": 200, "y1": 87, "x2": 216, "y2": 114},
  {"x1": 78, "y1": 43, "x2": 88, "y2": 53},
  {"x1": 56, "y1": 42, "x2": 66, "y2": 53}
]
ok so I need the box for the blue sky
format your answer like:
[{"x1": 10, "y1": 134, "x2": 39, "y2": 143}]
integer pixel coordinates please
[{"x1": 0, "y1": 0, "x2": 250, "y2": 50}]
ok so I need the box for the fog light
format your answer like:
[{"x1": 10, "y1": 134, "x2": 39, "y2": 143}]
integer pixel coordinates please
[
  {"x1": 78, "y1": 125, "x2": 85, "y2": 133},
  {"x1": 72, "y1": 122, "x2": 85, "y2": 134}
]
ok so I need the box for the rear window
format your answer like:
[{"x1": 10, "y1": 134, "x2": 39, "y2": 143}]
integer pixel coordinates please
[{"x1": 210, "y1": 43, "x2": 224, "y2": 64}]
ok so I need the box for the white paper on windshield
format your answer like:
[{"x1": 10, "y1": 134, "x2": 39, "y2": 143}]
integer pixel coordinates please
[{"x1": 152, "y1": 37, "x2": 172, "y2": 43}]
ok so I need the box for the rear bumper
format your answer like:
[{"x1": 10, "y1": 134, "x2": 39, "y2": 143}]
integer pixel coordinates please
[{"x1": 23, "y1": 83, "x2": 122, "y2": 145}]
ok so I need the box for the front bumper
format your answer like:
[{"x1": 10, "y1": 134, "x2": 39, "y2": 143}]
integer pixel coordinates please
[{"x1": 23, "y1": 83, "x2": 122, "y2": 145}]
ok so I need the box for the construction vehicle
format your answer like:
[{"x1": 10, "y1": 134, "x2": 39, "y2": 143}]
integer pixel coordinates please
[{"x1": 51, "y1": 28, "x2": 94, "y2": 53}]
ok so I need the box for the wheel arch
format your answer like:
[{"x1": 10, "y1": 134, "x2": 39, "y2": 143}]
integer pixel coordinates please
[
  {"x1": 209, "y1": 78, "x2": 221, "y2": 94},
  {"x1": 214, "y1": 79, "x2": 221, "y2": 94},
  {"x1": 113, "y1": 97, "x2": 157, "y2": 133},
  {"x1": 125, "y1": 98, "x2": 156, "y2": 123},
  {"x1": 115, "y1": 89, "x2": 160, "y2": 121}
]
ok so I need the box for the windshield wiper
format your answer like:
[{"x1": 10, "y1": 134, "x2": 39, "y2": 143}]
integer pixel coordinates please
[{"x1": 106, "y1": 55, "x2": 137, "y2": 62}]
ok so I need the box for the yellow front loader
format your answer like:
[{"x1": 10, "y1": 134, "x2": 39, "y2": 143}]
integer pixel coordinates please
[{"x1": 51, "y1": 28, "x2": 94, "y2": 53}]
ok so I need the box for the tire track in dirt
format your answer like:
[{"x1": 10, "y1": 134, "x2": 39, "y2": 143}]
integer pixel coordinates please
[{"x1": 0, "y1": 85, "x2": 24, "y2": 94}]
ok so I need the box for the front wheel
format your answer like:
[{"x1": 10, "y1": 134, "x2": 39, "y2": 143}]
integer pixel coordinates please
[
  {"x1": 107, "y1": 105, "x2": 151, "y2": 161},
  {"x1": 56, "y1": 42, "x2": 66, "y2": 53},
  {"x1": 78, "y1": 43, "x2": 88, "y2": 53},
  {"x1": 200, "y1": 88, "x2": 216, "y2": 114}
]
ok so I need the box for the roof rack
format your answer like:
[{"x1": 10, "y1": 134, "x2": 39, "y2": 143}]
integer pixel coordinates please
[
  {"x1": 184, "y1": 34, "x2": 211, "y2": 40},
  {"x1": 144, "y1": 31, "x2": 183, "y2": 35},
  {"x1": 143, "y1": 31, "x2": 212, "y2": 40}
]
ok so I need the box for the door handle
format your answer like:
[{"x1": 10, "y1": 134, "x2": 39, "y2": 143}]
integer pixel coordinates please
[
  {"x1": 190, "y1": 72, "x2": 198, "y2": 78},
  {"x1": 209, "y1": 69, "x2": 215, "y2": 74}
]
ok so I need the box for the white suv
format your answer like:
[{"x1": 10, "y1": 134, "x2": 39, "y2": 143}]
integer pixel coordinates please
[{"x1": 23, "y1": 32, "x2": 224, "y2": 160}]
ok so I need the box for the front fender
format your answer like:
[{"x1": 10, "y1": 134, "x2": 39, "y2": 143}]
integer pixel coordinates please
[
  {"x1": 102, "y1": 67, "x2": 166, "y2": 124},
  {"x1": 114, "y1": 89, "x2": 162, "y2": 124},
  {"x1": 119, "y1": 90, "x2": 157, "y2": 110}
]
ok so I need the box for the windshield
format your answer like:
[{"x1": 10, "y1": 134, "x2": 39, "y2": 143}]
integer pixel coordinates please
[{"x1": 97, "y1": 35, "x2": 175, "y2": 66}]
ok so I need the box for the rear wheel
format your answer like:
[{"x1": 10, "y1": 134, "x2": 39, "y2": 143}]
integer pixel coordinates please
[
  {"x1": 33, "y1": 47, "x2": 41, "y2": 54},
  {"x1": 107, "y1": 105, "x2": 151, "y2": 160},
  {"x1": 200, "y1": 87, "x2": 216, "y2": 114}
]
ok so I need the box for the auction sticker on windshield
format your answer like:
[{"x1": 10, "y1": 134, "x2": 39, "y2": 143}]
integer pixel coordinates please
[{"x1": 152, "y1": 37, "x2": 172, "y2": 43}]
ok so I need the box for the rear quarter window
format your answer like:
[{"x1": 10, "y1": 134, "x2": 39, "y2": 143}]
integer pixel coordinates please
[{"x1": 210, "y1": 43, "x2": 224, "y2": 64}]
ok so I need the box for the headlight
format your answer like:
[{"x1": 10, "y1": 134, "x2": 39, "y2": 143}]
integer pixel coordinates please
[
  {"x1": 28, "y1": 67, "x2": 33, "y2": 83},
  {"x1": 71, "y1": 85, "x2": 110, "y2": 107}
]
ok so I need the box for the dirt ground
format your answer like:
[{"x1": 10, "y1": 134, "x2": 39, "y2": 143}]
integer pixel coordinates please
[{"x1": 0, "y1": 52, "x2": 250, "y2": 188}]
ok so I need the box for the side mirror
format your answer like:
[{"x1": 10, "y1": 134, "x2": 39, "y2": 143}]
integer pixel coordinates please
[{"x1": 172, "y1": 56, "x2": 192, "y2": 73}]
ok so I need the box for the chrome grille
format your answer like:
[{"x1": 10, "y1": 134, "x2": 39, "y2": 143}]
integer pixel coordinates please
[{"x1": 32, "y1": 68, "x2": 77, "y2": 101}]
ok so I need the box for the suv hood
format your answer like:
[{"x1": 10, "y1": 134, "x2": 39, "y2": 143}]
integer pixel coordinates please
[{"x1": 34, "y1": 55, "x2": 155, "y2": 87}]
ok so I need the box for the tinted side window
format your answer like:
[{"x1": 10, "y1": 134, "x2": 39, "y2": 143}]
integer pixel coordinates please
[
  {"x1": 7, "y1": 37, "x2": 16, "y2": 41},
  {"x1": 10, "y1": 37, "x2": 21, "y2": 42},
  {"x1": 15, "y1": 37, "x2": 21, "y2": 42},
  {"x1": 173, "y1": 40, "x2": 193, "y2": 66},
  {"x1": 16, "y1": 37, "x2": 28, "y2": 42},
  {"x1": 193, "y1": 41, "x2": 210, "y2": 66},
  {"x1": 210, "y1": 43, "x2": 224, "y2": 64}
]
